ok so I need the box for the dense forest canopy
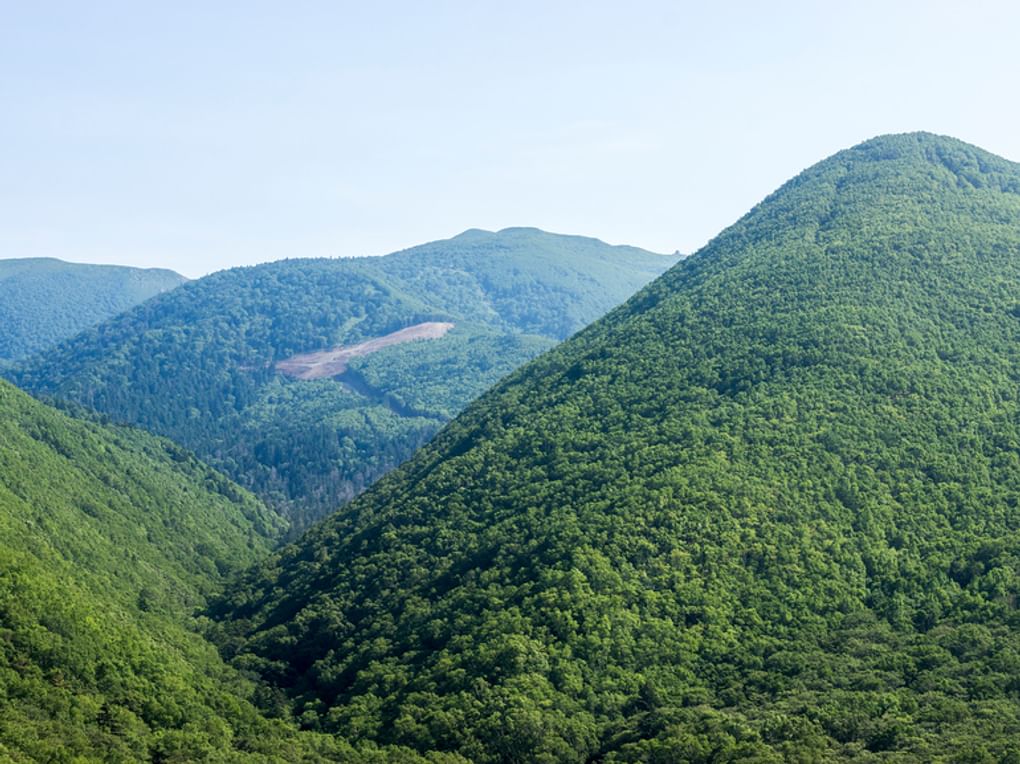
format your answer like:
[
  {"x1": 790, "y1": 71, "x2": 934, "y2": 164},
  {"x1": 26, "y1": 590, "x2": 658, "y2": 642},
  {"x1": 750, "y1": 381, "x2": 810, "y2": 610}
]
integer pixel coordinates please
[
  {"x1": 212, "y1": 133, "x2": 1020, "y2": 761},
  {"x1": 13, "y1": 228, "x2": 677, "y2": 528},
  {"x1": 0, "y1": 379, "x2": 281, "y2": 759},
  {"x1": 0, "y1": 380, "x2": 479, "y2": 761},
  {"x1": 0, "y1": 258, "x2": 185, "y2": 361}
]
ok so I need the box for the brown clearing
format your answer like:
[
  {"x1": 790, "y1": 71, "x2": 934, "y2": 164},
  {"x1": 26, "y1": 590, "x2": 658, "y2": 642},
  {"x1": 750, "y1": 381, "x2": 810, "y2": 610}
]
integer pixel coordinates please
[{"x1": 275, "y1": 321, "x2": 455, "y2": 380}]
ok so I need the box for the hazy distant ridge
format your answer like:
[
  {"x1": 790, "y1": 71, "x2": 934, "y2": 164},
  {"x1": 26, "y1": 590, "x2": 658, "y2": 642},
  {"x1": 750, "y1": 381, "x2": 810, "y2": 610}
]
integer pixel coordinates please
[{"x1": 0, "y1": 257, "x2": 186, "y2": 361}]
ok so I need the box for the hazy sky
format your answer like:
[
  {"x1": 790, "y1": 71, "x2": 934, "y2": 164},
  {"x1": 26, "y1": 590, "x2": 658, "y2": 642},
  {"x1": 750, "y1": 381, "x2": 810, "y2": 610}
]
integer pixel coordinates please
[{"x1": 3, "y1": 1, "x2": 1019, "y2": 277}]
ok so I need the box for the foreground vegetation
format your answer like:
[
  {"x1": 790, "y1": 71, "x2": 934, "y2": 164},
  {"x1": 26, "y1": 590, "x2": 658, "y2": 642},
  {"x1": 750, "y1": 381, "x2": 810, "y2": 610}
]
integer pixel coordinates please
[
  {"x1": 212, "y1": 134, "x2": 1020, "y2": 761},
  {"x1": 13, "y1": 229, "x2": 676, "y2": 529},
  {"x1": 0, "y1": 380, "x2": 477, "y2": 761}
]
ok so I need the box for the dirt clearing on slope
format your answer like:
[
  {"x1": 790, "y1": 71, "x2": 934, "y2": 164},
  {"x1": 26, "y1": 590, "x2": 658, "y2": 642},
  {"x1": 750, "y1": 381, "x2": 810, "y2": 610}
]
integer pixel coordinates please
[{"x1": 275, "y1": 321, "x2": 455, "y2": 380}]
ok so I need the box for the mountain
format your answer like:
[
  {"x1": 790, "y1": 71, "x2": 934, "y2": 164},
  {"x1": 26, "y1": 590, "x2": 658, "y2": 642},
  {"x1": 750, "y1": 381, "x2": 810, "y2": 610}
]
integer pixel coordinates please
[
  {"x1": 211, "y1": 134, "x2": 1020, "y2": 761},
  {"x1": 13, "y1": 228, "x2": 678, "y2": 528},
  {"x1": 0, "y1": 257, "x2": 185, "y2": 362}
]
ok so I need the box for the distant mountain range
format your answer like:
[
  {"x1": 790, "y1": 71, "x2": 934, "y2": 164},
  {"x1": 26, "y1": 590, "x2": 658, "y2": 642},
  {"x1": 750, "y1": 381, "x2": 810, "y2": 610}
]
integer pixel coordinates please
[
  {"x1": 0, "y1": 258, "x2": 185, "y2": 362},
  {"x1": 12, "y1": 228, "x2": 679, "y2": 528},
  {"x1": 213, "y1": 134, "x2": 1020, "y2": 760}
]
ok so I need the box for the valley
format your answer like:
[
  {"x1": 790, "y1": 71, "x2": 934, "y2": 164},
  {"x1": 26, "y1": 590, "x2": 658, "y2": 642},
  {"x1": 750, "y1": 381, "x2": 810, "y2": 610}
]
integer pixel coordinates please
[
  {"x1": 7, "y1": 4, "x2": 1018, "y2": 761},
  {"x1": 4, "y1": 133, "x2": 1020, "y2": 761},
  {"x1": 11, "y1": 228, "x2": 678, "y2": 529}
]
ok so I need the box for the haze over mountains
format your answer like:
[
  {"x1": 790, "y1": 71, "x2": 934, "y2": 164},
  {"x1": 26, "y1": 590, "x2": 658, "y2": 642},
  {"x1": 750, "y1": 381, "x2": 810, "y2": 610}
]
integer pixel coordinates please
[
  {"x1": 214, "y1": 133, "x2": 1020, "y2": 760},
  {"x1": 4, "y1": 133, "x2": 1020, "y2": 761},
  {"x1": 0, "y1": 258, "x2": 185, "y2": 364},
  {"x1": 13, "y1": 227, "x2": 679, "y2": 528}
]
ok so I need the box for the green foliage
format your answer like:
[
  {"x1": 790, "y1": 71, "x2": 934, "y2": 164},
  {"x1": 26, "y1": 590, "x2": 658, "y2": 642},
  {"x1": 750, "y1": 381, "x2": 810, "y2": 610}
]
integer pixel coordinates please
[
  {"x1": 0, "y1": 379, "x2": 280, "y2": 758},
  {"x1": 0, "y1": 380, "x2": 466, "y2": 761},
  {"x1": 13, "y1": 229, "x2": 676, "y2": 528},
  {"x1": 213, "y1": 134, "x2": 1020, "y2": 760},
  {"x1": 0, "y1": 257, "x2": 185, "y2": 361},
  {"x1": 348, "y1": 326, "x2": 556, "y2": 418}
]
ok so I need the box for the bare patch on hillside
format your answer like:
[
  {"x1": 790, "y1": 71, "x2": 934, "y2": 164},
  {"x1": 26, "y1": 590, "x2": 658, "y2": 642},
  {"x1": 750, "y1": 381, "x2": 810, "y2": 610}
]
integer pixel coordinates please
[{"x1": 275, "y1": 322, "x2": 455, "y2": 380}]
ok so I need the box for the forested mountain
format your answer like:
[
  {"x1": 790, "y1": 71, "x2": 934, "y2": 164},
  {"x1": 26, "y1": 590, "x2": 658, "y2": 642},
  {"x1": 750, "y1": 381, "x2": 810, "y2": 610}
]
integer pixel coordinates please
[
  {"x1": 212, "y1": 134, "x2": 1020, "y2": 761},
  {"x1": 13, "y1": 228, "x2": 677, "y2": 528},
  {"x1": 0, "y1": 258, "x2": 185, "y2": 362}
]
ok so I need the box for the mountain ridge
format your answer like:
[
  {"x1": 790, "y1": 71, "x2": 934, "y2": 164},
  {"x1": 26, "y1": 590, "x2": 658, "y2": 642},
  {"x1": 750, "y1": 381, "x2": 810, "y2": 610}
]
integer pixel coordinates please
[
  {"x1": 0, "y1": 379, "x2": 286, "y2": 759},
  {"x1": 0, "y1": 257, "x2": 186, "y2": 361},
  {"x1": 13, "y1": 228, "x2": 679, "y2": 528}
]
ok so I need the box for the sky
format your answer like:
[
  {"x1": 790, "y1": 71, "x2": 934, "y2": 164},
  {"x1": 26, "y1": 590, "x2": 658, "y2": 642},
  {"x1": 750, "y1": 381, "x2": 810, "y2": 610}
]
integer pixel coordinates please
[{"x1": 2, "y1": 0, "x2": 1019, "y2": 277}]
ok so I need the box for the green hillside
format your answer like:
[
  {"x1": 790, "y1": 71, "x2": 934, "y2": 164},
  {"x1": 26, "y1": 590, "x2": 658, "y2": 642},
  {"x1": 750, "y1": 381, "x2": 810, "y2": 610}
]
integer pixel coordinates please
[
  {"x1": 212, "y1": 134, "x2": 1020, "y2": 761},
  {"x1": 0, "y1": 380, "x2": 470, "y2": 762},
  {"x1": 0, "y1": 379, "x2": 283, "y2": 759},
  {"x1": 14, "y1": 229, "x2": 677, "y2": 528},
  {"x1": 0, "y1": 258, "x2": 185, "y2": 361}
]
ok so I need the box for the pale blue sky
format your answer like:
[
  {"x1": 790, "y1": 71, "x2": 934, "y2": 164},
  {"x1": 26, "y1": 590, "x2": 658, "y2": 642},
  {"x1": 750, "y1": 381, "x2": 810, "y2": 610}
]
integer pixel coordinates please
[{"x1": 2, "y1": 1, "x2": 1019, "y2": 277}]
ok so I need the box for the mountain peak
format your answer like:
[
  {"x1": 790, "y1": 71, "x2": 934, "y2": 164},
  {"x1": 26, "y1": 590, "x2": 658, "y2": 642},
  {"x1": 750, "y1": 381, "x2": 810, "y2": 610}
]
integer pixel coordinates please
[{"x1": 804, "y1": 131, "x2": 1020, "y2": 194}]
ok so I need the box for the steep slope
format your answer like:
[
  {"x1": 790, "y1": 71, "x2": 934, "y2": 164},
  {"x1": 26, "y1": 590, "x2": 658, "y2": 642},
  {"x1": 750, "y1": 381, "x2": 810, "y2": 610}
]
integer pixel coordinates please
[
  {"x1": 14, "y1": 229, "x2": 677, "y2": 528},
  {"x1": 0, "y1": 257, "x2": 185, "y2": 361},
  {"x1": 0, "y1": 380, "x2": 464, "y2": 762},
  {"x1": 0, "y1": 379, "x2": 286, "y2": 759},
  {"x1": 213, "y1": 134, "x2": 1020, "y2": 761}
]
